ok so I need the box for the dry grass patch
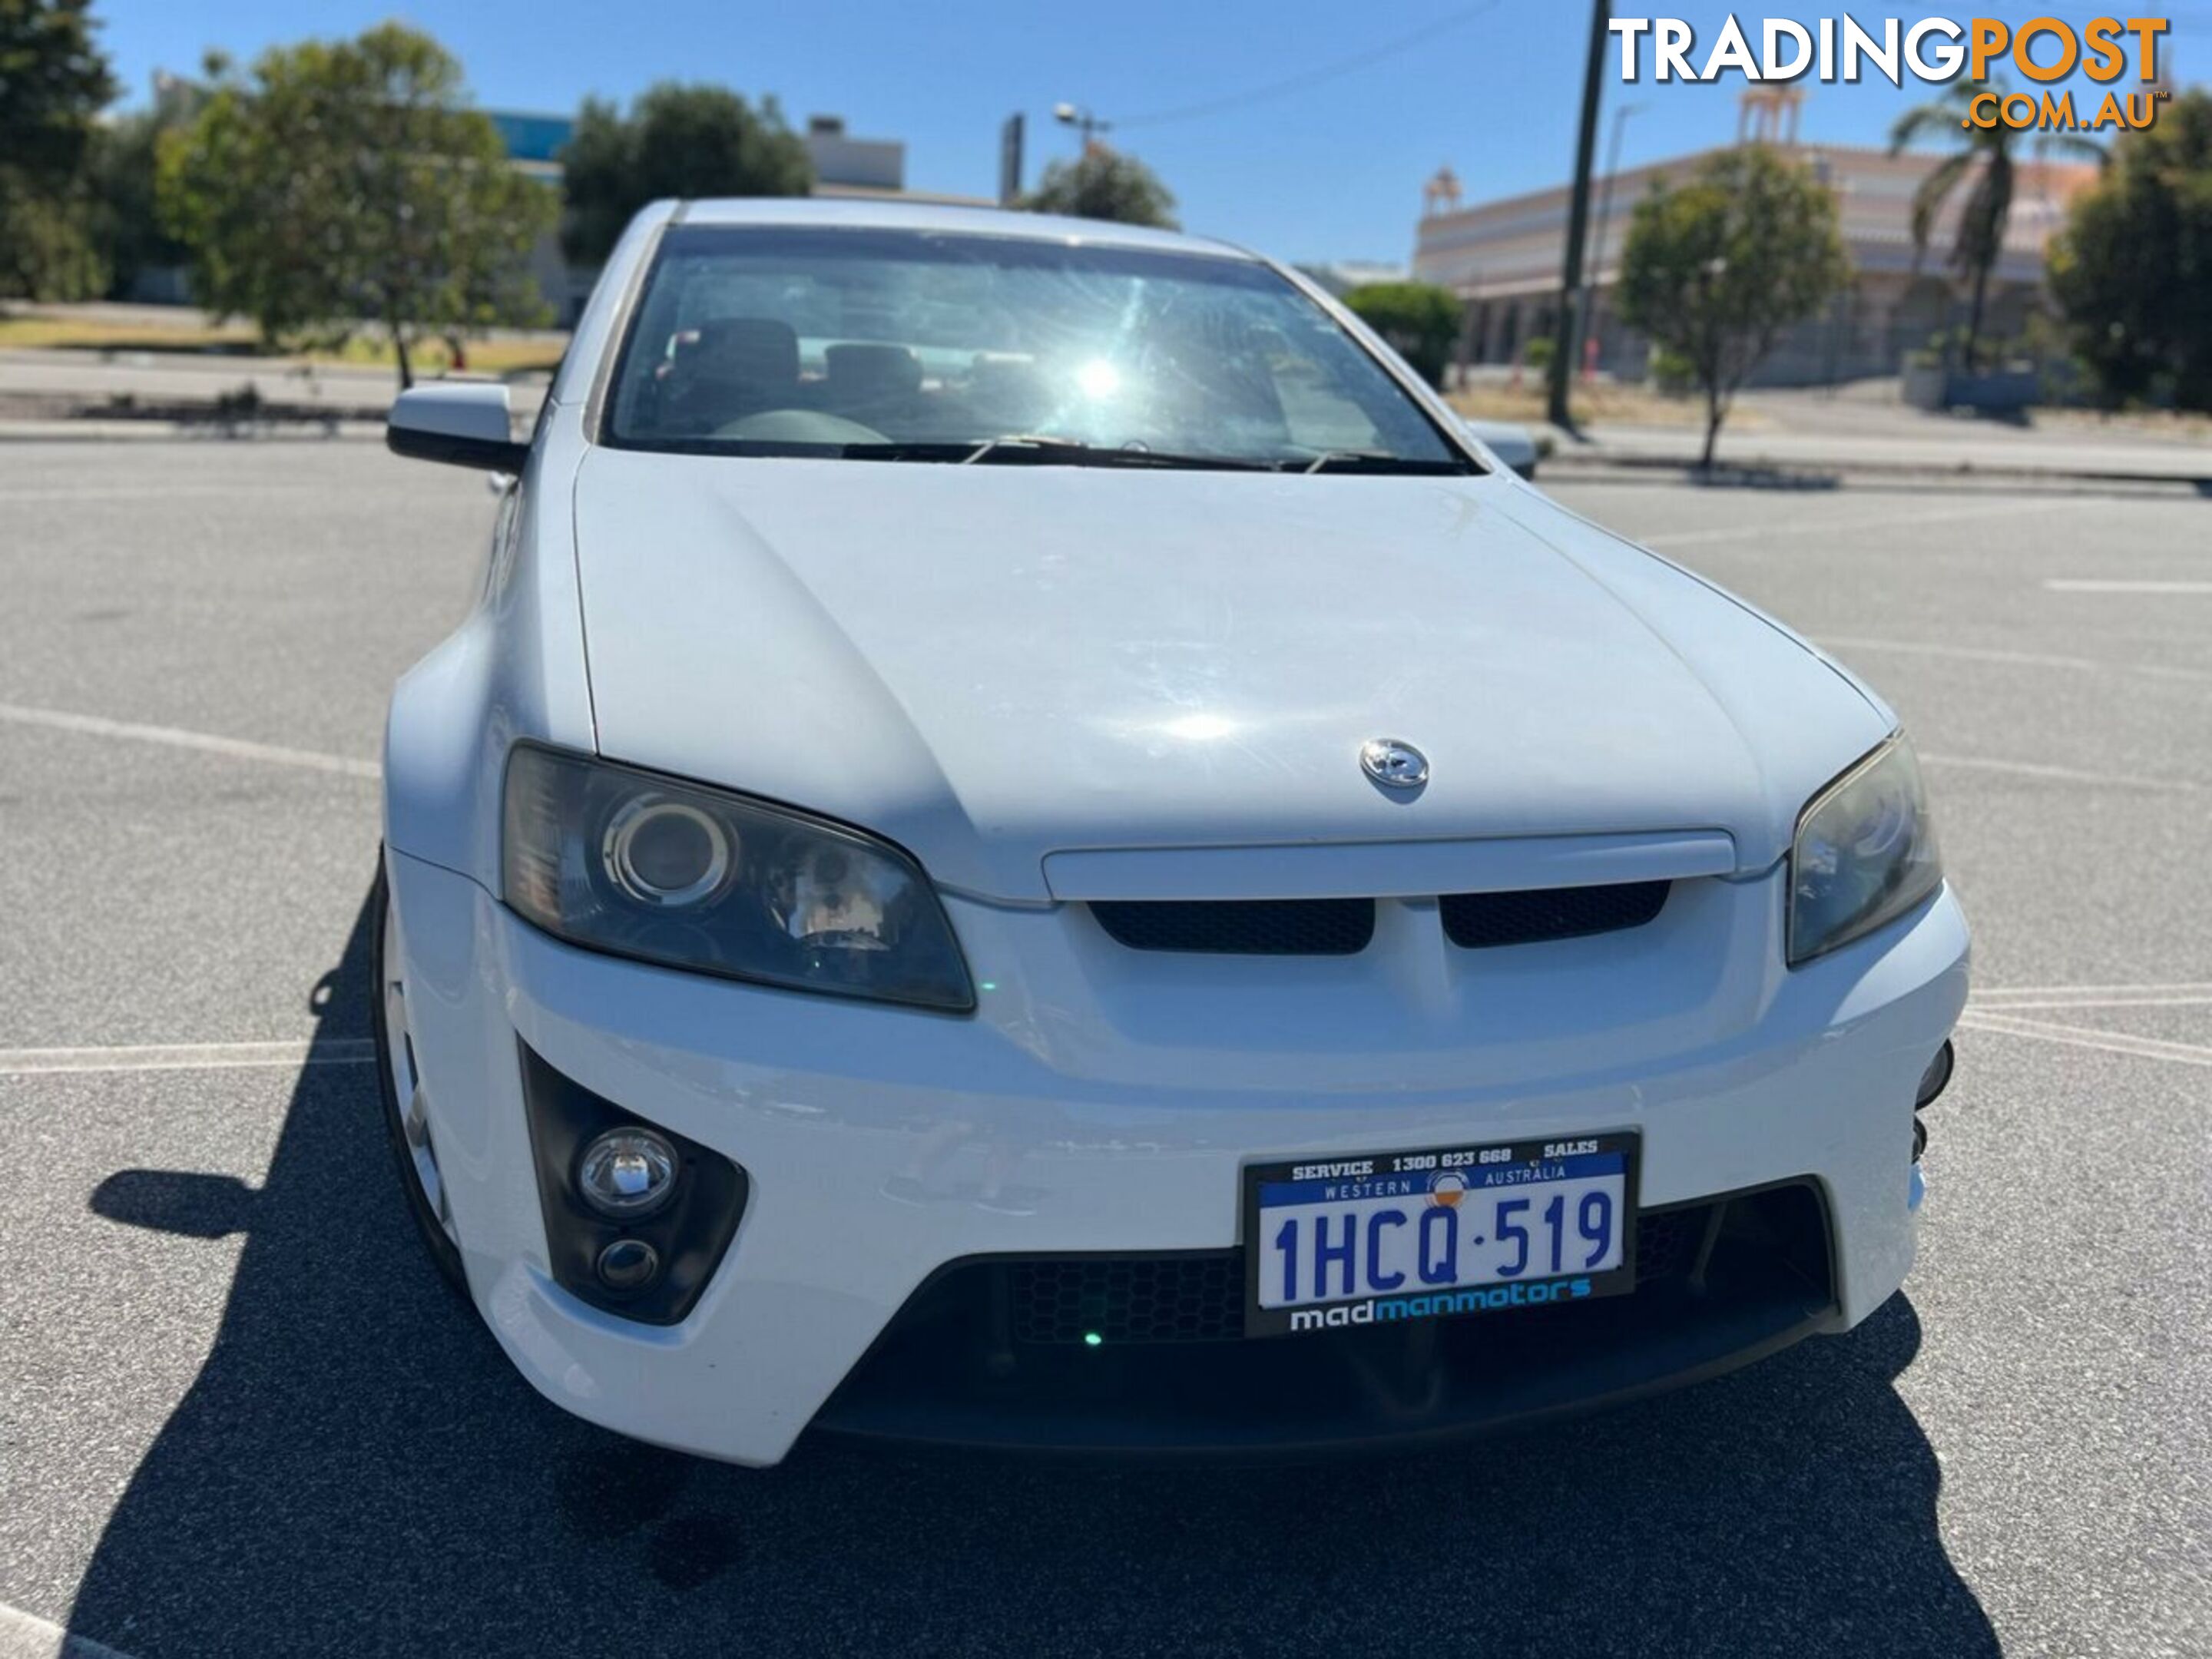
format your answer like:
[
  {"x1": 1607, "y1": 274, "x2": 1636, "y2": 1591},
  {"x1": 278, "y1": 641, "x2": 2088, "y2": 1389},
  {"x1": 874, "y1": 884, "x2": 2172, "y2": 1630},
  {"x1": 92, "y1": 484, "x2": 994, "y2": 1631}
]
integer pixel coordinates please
[
  {"x1": 0, "y1": 315, "x2": 259, "y2": 353},
  {"x1": 0, "y1": 313, "x2": 565, "y2": 378},
  {"x1": 1448, "y1": 382, "x2": 1769, "y2": 431},
  {"x1": 2032, "y1": 405, "x2": 2212, "y2": 442}
]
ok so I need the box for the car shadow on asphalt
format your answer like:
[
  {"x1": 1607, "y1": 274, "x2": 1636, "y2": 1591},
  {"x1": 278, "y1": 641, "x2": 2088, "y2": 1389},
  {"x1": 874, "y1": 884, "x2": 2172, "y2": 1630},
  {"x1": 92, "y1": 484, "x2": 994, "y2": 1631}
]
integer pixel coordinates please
[{"x1": 68, "y1": 886, "x2": 1999, "y2": 1658}]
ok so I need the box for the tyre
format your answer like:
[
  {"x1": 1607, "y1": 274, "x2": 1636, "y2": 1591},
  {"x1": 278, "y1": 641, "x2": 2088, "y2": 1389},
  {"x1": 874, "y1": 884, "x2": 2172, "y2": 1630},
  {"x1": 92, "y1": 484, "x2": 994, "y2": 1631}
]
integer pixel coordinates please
[{"x1": 370, "y1": 860, "x2": 469, "y2": 1296}]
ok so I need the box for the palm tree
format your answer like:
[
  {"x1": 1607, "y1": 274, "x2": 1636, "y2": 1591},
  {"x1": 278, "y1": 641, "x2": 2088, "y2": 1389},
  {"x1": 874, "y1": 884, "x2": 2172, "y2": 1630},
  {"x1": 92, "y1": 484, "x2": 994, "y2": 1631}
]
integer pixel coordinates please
[{"x1": 1889, "y1": 81, "x2": 2102, "y2": 369}]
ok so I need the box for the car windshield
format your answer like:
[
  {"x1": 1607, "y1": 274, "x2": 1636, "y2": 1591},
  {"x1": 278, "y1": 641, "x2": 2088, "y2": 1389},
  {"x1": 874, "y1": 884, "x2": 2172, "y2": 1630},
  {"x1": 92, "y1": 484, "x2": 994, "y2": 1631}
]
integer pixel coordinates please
[{"x1": 602, "y1": 224, "x2": 1472, "y2": 472}]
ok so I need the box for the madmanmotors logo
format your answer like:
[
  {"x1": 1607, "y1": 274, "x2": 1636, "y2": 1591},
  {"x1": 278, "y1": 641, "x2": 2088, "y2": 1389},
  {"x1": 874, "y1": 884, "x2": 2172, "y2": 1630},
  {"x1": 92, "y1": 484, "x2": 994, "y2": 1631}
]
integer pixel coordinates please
[
  {"x1": 1611, "y1": 15, "x2": 2172, "y2": 130},
  {"x1": 1286, "y1": 1275, "x2": 1596, "y2": 1333}
]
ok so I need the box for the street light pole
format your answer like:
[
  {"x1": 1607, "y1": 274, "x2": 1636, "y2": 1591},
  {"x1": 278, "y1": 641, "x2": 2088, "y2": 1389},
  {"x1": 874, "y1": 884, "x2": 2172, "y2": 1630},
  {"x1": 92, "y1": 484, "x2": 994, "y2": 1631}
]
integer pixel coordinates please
[
  {"x1": 1548, "y1": 0, "x2": 1611, "y2": 431},
  {"x1": 1053, "y1": 102, "x2": 1112, "y2": 150},
  {"x1": 1579, "y1": 101, "x2": 1641, "y2": 383}
]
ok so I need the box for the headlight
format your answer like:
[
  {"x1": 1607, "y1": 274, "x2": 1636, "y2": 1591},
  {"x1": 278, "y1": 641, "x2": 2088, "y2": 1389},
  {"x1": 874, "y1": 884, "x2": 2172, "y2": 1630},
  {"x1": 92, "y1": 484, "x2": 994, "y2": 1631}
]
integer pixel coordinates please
[
  {"x1": 1788, "y1": 735, "x2": 1943, "y2": 966},
  {"x1": 502, "y1": 745, "x2": 974, "y2": 1012}
]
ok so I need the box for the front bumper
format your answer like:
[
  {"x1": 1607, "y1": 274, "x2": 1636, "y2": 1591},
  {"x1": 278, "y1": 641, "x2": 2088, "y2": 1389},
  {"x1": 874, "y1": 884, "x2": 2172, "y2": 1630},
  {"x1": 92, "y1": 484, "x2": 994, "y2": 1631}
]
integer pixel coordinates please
[
  {"x1": 816, "y1": 1180, "x2": 1837, "y2": 1455},
  {"x1": 386, "y1": 849, "x2": 1969, "y2": 1466}
]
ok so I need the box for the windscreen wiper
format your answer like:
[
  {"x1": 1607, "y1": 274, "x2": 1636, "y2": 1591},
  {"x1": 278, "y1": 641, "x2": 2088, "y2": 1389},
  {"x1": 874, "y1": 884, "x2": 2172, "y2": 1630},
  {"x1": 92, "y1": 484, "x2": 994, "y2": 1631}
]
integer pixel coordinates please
[
  {"x1": 1293, "y1": 451, "x2": 1479, "y2": 475},
  {"x1": 1071, "y1": 444, "x2": 1274, "y2": 472},
  {"x1": 840, "y1": 437, "x2": 1273, "y2": 472}
]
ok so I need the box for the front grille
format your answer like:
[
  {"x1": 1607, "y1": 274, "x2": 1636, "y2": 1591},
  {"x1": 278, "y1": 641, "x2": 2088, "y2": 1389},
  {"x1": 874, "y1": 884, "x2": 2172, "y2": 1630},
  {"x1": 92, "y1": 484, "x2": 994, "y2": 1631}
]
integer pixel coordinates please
[
  {"x1": 1086, "y1": 884, "x2": 1670, "y2": 957},
  {"x1": 816, "y1": 1184, "x2": 1835, "y2": 1452},
  {"x1": 1012, "y1": 1256, "x2": 1245, "y2": 1345},
  {"x1": 1628, "y1": 1204, "x2": 1707, "y2": 1285},
  {"x1": 1007, "y1": 1207, "x2": 1714, "y2": 1345},
  {"x1": 1440, "y1": 882, "x2": 1669, "y2": 949},
  {"x1": 1090, "y1": 898, "x2": 1375, "y2": 955}
]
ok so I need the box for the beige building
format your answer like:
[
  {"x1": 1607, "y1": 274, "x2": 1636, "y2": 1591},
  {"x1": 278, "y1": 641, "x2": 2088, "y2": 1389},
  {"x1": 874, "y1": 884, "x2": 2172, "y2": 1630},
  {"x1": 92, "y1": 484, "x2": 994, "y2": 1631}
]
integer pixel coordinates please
[
  {"x1": 1412, "y1": 102, "x2": 2100, "y2": 386},
  {"x1": 486, "y1": 109, "x2": 993, "y2": 323},
  {"x1": 800, "y1": 114, "x2": 995, "y2": 209}
]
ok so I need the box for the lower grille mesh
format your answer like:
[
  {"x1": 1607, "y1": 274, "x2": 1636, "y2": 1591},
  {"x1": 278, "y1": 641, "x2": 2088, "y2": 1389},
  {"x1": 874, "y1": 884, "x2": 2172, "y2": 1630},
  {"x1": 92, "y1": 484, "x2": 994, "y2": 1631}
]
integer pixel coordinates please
[
  {"x1": 1012, "y1": 1256, "x2": 1247, "y2": 1345},
  {"x1": 1090, "y1": 898, "x2": 1375, "y2": 955},
  {"x1": 1627, "y1": 1205, "x2": 1705, "y2": 1285},
  {"x1": 1441, "y1": 882, "x2": 1670, "y2": 949},
  {"x1": 1009, "y1": 1208, "x2": 1710, "y2": 1345}
]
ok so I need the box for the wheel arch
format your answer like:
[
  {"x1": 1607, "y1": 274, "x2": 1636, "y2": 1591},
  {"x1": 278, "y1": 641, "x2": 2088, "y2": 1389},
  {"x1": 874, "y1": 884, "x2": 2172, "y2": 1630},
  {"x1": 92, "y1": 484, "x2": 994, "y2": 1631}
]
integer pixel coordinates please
[{"x1": 382, "y1": 412, "x2": 598, "y2": 890}]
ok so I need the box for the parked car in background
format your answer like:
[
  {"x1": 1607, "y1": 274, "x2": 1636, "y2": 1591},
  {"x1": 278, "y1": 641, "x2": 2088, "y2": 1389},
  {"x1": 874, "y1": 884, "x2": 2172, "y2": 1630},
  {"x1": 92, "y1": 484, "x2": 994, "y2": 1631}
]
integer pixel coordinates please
[{"x1": 1459, "y1": 416, "x2": 1541, "y2": 478}]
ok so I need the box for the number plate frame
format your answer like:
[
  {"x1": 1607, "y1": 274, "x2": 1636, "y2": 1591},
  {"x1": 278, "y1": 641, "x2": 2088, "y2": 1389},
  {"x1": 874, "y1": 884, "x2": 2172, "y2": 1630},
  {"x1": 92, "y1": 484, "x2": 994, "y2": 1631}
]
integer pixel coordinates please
[{"x1": 1240, "y1": 1133, "x2": 1641, "y2": 1339}]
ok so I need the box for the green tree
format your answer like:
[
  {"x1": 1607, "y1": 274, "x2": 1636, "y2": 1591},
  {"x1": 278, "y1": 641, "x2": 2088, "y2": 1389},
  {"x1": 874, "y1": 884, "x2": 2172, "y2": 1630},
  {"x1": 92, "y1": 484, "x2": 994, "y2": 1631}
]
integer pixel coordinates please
[
  {"x1": 157, "y1": 25, "x2": 556, "y2": 386},
  {"x1": 87, "y1": 101, "x2": 195, "y2": 296},
  {"x1": 2050, "y1": 89, "x2": 2212, "y2": 410},
  {"x1": 0, "y1": 0, "x2": 118, "y2": 300},
  {"x1": 1024, "y1": 144, "x2": 1177, "y2": 230},
  {"x1": 1889, "y1": 79, "x2": 2103, "y2": 369},
  {"x1": 1343, "y1": 281, "x2": 1462, "y2": 389},
  {"x1": 1618, "y1": 144, "x2": 1849, "y2": 469},
  {"x1": 559, "y1": 83, "x2": 811, "y2": 265}
]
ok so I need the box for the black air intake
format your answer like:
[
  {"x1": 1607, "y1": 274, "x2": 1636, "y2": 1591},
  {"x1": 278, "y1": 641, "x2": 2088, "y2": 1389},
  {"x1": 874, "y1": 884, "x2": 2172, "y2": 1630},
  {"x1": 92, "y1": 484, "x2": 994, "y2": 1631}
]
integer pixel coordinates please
[
  {"x1": 1440, "y1": 882, "x2": 1669, "y2": 949},
  {"x1": 1090, "y1": 898, "x2": 1376, "y2": 955}
]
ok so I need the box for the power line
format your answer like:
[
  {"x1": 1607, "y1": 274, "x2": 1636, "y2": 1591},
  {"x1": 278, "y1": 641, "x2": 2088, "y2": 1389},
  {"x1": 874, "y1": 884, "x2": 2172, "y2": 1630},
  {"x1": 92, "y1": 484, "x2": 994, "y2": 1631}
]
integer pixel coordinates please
[
  {"x1": 1114, "y1": 2, "x2": 2197, "y2": 136},
  {"x1": 1114, "y1": 0, "x2": 1513, "y2": 131}
]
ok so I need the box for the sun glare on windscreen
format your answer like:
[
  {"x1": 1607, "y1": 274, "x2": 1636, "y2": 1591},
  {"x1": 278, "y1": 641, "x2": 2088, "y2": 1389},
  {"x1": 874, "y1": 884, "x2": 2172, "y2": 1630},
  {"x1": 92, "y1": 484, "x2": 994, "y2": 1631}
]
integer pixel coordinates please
[{"x1": 1075, "y1": 359, "x2": 1122, "y2": 399}]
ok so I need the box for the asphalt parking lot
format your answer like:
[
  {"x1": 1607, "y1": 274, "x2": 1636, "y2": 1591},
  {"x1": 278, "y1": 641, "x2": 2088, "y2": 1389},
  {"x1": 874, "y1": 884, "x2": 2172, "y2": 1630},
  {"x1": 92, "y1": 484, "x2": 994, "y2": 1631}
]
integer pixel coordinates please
[{"x1": 2, "y1": 439, "x2": 2207, "y2": 1657}]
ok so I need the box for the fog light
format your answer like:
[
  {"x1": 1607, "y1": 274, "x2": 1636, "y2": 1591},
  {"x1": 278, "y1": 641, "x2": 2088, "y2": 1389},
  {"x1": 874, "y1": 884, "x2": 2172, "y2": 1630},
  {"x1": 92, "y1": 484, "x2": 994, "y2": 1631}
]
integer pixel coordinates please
[
  {"x1": 521, "y1": 1043, "x2": 747, "y2": 1326},
  {"x1": 594, "y1": 1237, "x2": 661, "y2": 1292},
  {"x1": 576, "y1": 1127, "x2": 678, "y2": 1219}
]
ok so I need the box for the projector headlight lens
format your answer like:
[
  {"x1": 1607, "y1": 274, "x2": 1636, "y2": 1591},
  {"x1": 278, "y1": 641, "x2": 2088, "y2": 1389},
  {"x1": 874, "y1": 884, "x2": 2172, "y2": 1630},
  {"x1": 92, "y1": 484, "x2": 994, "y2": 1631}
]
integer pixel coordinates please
[
  {"x1": 1788, "y1": 735, "x2": 1943, "y2": 966},
  {"x1": 602, "y1": 796, "x2": 731, "y2": 907},
  {"x1": 502, "y1": 744, "x2": 974, "y2": 1012}
]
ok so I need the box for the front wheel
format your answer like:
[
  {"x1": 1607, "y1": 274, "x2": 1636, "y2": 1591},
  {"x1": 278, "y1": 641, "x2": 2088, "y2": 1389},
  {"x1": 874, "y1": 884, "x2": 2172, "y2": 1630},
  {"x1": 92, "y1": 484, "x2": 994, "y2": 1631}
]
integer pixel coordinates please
[{"x1": 370, "y1": 862, "x2": 469, "y2": 1296}]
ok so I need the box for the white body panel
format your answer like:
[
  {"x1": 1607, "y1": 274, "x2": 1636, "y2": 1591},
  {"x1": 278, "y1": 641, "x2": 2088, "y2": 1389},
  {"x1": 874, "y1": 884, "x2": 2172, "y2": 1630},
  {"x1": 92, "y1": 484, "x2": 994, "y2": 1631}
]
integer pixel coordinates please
[
  {"x1": 379, "y1": 198, "x2": 1966, "y2": 1466},
  {"x1": 565, "y1": 451, "x2": 1885, "y2": 899}
]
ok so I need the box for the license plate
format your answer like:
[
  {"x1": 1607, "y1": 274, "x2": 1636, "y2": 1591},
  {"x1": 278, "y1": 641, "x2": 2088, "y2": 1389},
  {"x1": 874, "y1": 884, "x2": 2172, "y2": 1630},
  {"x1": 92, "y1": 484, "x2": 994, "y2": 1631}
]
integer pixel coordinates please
[{"x1": 1242, "y1": 1133, "x2": 1639, "y2": 1337}]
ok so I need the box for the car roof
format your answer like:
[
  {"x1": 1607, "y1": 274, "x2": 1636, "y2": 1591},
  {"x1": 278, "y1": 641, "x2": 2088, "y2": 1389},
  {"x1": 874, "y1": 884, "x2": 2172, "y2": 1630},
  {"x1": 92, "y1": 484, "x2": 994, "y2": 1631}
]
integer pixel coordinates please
[{"x1": 670, "y1": 197, "x2": 1255, "y2": 262}]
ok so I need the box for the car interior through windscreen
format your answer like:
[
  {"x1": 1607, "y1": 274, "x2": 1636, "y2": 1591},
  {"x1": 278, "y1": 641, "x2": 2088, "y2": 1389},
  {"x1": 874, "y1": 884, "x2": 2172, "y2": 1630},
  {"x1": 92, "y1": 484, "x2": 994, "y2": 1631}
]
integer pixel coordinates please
[{"x1": 603, "y1": 225, "x2": 1477, "y2": 472}]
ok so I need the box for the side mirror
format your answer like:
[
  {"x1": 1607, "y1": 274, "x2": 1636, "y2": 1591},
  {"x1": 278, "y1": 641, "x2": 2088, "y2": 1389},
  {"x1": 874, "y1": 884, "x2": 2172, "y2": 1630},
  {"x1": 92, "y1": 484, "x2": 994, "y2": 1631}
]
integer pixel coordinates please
[{"x1": 386, "y1": 383, "x2": 529, "y2": 472}]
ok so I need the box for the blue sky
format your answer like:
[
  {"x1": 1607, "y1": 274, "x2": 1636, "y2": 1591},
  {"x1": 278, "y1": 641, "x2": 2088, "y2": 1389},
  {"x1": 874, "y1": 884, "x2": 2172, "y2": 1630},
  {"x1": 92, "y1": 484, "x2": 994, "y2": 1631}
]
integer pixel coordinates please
[{"x1": 98, "y1": 2, "x2": 2210, "y2": 264}]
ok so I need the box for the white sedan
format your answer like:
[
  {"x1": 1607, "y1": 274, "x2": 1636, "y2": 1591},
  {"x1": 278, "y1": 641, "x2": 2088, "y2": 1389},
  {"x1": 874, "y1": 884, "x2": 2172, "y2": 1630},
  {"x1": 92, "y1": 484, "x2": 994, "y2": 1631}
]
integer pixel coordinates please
[{"x1": 376, "y1": 199, "x2": 1965, "y2": 1465}]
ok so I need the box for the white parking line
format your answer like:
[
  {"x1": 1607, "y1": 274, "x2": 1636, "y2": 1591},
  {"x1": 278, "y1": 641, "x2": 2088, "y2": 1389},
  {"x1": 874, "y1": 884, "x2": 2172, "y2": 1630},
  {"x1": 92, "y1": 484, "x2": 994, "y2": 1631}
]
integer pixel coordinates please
[
  {"x1": 0, "y1": 702, "x2": 378, "y2": 780},
  {"x1": 2045, "y1": 579, "x2": 2212, "y2": 594},
  {"x1": 1975, "y1": 981, "x2": 2212, "y2": 1000},
  {"x1": 1817, "y1": 635, "x2": 2212, "y2": 685},
  {"x1": 32, "y1": 992, "x2": 2161, "y2": 1078},
  {"x1": 0, "y1": 1040, "x2": 376, "y2": 1077},
  {"x1": 1971, "y1": 995, "x2": 2212, "y2": 1012},
  {"x1": 0, "y1": 485, "x2": 311, "y2": 505},
  {"x1": 1916, "y1": 752, "x2": 2203, "y2": 793},
  {"x1": 1957, "y1": 1011, "x2": 2212, "y2": 1068},
  {"x1": 1641, "y1": 497, "x2": 2094, "y2": 551},
  {"x1": 1974, "y1": 982, "x2": 2212, "y2": 1013},
  {"x1": 0, "y1": 1601, "x2": 137, "y2": 1659}
]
